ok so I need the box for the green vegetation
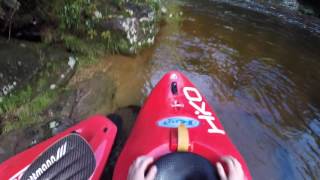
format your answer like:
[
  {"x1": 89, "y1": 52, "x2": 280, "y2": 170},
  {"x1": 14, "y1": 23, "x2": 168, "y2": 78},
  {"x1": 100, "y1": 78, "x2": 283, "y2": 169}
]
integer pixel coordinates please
[
  {"x1": 0, "y1": 86, "x2": 32, "y2": 115},
  {"x1": 56, "y1": 0, "x2": 163, "y2": 57},
  {"x1": 1, "y1": 90, "x2": 58, "y2": 133},
  {"x1": 0, "y1": 67, "x2": 62, "y2": 133},
  {"x1": 0, "y1": 50, "x2": 70, "y2": 134},
  {"x1": 59, "y1": 0, "x2": 94, "y2": 31},
  {"x1": 0, "y1": 78, "x2": 60, "y2": 133},
  {"x1": 62, "y1": 34, "x2": 102, "y2": 56}
]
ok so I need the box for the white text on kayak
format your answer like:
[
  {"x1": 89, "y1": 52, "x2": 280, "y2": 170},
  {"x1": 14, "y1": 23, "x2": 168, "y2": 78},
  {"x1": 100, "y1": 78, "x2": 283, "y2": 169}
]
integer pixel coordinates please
[
  {"x1": 183, "y1": 87, "x2": 225, "y2": 134},
  {"x1": 27, "y1": 142, "x2": 67, "y2": 180}
]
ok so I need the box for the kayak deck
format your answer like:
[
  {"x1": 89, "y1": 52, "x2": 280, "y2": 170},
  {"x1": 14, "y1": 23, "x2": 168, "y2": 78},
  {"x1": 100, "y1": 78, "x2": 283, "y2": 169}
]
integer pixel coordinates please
[{"x1": 113, "y1": 71, "x2": 251, "y2": 180}]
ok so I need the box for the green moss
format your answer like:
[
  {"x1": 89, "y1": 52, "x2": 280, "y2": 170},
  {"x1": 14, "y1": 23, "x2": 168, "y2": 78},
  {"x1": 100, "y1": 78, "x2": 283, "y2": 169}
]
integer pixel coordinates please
[
  {"x1": 0, "y1": 81, "x2": 59, "y2": 134},
  {"x1": 0, "y1": 86, "x2": 32, "y2": 115},
  {"x1": 2, "y1": 90, "x2": 58, "y2": 133},
  {"x1": 0, "y1": 61, "x2": 65, "y2": 133}
]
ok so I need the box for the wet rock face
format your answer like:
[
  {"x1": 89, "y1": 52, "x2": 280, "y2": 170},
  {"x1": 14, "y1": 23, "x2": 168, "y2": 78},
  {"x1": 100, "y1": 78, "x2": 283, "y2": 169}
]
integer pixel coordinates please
[
  {"x1": 0, "y1": 37, "x2": 76, "y2": 98},
  {"x1": 0, "y1": 38, "x2": 43, "y2": 96},
  {"x1": 100, "y1": 2, "x2": 159, "y2": 54}
]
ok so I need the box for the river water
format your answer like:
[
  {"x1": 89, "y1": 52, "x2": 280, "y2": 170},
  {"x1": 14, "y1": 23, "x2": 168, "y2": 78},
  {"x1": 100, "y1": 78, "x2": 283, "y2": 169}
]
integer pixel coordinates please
[{"x1": 104, "y1": 0, "x2": 320, "y2": 179}]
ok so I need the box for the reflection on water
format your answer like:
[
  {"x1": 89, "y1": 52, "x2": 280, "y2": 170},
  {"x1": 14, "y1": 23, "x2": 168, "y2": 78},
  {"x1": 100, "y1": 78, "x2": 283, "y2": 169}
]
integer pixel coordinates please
[{"x1": 142, "y1": 0, "x2": 320, "y2": 179}]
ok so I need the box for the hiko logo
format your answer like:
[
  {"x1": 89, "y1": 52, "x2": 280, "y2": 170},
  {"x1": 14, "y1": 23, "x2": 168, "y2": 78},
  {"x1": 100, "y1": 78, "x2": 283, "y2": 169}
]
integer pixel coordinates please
[
  {"x1": 183, "y1": 87, "x2": 225, "y2": 134},
  {"x1": 27, "y1": 142, "x2": 67, "y2": 180}
]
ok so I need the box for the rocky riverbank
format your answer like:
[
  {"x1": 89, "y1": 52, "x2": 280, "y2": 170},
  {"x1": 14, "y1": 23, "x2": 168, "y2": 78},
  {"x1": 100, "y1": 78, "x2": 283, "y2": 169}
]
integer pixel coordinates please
[{"x1": 0, "y1": 0, "x2": 168, "y2": 134}]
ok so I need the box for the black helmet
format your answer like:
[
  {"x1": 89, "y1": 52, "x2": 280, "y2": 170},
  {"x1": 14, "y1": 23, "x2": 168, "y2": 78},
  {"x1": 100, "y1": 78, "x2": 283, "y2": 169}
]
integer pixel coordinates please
[{"x1": 153, "y1": 152, "x2": 220, "y2": 180}]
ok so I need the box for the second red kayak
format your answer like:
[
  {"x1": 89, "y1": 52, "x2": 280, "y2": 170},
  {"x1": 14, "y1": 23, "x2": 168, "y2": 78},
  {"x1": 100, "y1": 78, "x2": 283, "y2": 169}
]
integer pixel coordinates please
[{"x1": 0, "y1": 115, "x2": 117, "y2": 180}]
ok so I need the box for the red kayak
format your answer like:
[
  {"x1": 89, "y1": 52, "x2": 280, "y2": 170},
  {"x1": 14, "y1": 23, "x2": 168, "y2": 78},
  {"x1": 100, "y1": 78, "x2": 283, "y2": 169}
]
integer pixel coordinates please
[
  {"x1": 114, "y1": 71, "x2": 252, "y2": 179},
  {"x1": 0, "y1": 115, "x2": 117, "y2": 180}
]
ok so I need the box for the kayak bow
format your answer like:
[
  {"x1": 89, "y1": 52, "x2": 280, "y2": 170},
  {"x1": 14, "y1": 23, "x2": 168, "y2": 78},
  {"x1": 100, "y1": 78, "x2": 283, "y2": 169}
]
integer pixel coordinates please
[{"x1": 113, "y1": 71, "x2": 252, "y2": 180}]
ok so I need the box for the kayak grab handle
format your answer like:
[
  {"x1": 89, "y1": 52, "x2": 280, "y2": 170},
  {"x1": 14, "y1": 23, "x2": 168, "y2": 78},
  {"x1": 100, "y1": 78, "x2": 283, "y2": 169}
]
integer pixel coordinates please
[{"x1": 177, "y1": 124, "x2": 189, "y2": 152}]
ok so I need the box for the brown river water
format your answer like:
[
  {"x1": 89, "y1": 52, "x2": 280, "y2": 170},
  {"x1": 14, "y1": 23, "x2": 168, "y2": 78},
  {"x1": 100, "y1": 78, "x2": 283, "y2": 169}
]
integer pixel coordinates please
[{"x1": 1, "y1": 0, "x2": 320, "y2": 179}]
